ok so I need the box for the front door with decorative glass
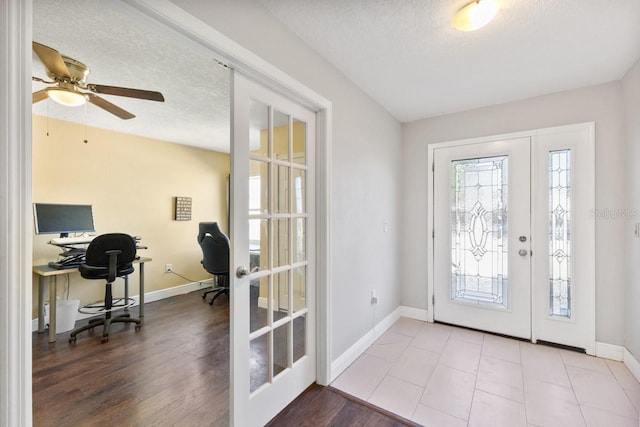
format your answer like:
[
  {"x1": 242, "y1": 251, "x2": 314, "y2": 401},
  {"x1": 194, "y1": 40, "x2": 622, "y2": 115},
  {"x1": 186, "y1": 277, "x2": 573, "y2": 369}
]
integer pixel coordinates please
[{"x1": 432, "y1": 124, "x2": 595, "y2": 353}]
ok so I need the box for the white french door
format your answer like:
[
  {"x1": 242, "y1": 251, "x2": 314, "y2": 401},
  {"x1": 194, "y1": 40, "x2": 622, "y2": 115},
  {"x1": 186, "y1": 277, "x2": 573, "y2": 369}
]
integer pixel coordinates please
[
  {"x1": 431, "y1": 124, "x2": 595, "y2": 352},
  {"x1": 231, "y1": 71, "x2": 316, "y2": 426}
]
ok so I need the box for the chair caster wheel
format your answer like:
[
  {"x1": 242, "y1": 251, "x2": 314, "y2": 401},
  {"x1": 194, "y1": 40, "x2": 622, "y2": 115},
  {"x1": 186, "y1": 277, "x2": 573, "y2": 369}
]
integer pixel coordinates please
[
  {"x1": 69, "y1": 336, "x2": 76, "y2": 343},
  {"x1": 101, "y1": 337, "x2": 109, "y2": 343},
  {"x1": 202, "y1": 294, "x2": 206, "y2": 300},
  {"x1": 135, "y1": 325, "x2": 141, "y2": 331}
]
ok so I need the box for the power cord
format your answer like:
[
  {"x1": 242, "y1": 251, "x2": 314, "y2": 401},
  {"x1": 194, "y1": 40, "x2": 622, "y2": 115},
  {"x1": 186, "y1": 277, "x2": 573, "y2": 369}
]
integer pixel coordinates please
[{"x1": 166, "y1": 269, "x2": 213, "y2": 286}]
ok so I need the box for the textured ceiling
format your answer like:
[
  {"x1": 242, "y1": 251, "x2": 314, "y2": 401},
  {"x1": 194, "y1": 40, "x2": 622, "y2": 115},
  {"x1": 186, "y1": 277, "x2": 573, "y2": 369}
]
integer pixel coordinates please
[
  {"x1": 32, "y1": 1, "x2": 640, "y2": 150},
  {"x1": 258, "y1": 0, "x2": 640, "y2": 122},
  {"x1": 32, "y1": 0, "x2": 231, "y2": 152}
]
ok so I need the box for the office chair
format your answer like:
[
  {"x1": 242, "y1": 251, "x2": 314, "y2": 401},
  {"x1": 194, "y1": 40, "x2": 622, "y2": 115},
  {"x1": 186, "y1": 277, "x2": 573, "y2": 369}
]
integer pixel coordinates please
[
  {"x1": 69, "y1": 233, "x2": 141, "y2": 343},
  {"x1": 197, "y1": 222, "x2": 230, "y2": 305}
]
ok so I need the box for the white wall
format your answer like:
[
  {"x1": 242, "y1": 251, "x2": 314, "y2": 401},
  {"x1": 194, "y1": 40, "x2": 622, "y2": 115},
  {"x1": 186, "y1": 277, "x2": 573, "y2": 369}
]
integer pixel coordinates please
[
  {"x1": 623, "y1": 58, "x2": 640, "y2": 359},
  {"x1": 402, "y1": 82, "x2": 627, "y2": 346},
  {"x1": 169, "y1": 0, "x2": 403, "y2": 360}
]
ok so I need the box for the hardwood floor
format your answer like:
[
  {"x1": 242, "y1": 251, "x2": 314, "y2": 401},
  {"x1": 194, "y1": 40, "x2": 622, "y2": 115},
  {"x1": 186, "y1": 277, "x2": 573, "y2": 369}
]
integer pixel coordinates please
[
  {"x1": 33, "y1": 290, "x2": 230, "y2": 426},
  {"x1": 268, "y1": 385, "x2": 418, "y2": 427},
  {"x1": 33, "y1": 290, "x2": 412, "y2": 426}
]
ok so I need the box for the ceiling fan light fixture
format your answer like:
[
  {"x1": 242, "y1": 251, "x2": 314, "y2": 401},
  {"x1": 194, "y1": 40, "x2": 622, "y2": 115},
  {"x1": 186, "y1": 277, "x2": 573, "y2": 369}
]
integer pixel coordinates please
[
  {"x1": 453, "y1": 0, "x2": 499, "y2": 32},
  {"x1": 46, "y1": 87, "x2": 87, "y2": 107}
]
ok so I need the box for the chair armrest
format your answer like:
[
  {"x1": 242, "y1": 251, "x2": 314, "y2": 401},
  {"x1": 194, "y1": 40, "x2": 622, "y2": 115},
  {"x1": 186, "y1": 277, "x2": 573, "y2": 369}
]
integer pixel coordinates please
[{"x1": 105, "y1": 249, "x2": 122, "y2": 283}]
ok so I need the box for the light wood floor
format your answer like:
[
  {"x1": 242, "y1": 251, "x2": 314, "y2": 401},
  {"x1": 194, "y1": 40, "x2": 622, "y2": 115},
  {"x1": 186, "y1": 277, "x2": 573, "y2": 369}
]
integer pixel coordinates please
[{"x1": 32, "y1": 290, "x2": 412, "y2": 426}]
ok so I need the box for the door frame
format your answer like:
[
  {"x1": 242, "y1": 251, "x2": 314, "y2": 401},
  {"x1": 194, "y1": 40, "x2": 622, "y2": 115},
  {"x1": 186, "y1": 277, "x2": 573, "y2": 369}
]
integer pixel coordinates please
[
  {"x1": 426, "y1": 122, "x2": 595, "y2": 352},
  {"x1": 1, "y1": 0, "x2": 333, "y2": 424}
]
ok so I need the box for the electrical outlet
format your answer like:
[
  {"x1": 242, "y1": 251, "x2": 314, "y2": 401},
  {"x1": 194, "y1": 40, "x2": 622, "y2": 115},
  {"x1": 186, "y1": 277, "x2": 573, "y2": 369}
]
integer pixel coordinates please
[
  {"x1": 165, "y1": 264, "x2": 172, "y2": 272},
  {"x1": 370, "y1": 289, "x2": 378, "y2": 305}
]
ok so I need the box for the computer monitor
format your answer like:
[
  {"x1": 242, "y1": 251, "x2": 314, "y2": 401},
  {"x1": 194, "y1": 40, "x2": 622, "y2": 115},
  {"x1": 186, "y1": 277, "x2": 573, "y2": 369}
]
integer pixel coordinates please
[{"x1": 33, "y1": 203, "x2": 95, "y2": 238}]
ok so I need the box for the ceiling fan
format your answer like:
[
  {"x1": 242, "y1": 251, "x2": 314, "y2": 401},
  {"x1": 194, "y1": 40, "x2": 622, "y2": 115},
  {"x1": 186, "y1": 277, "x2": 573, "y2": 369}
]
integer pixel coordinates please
[{"x1": 32, "y1": 41, "x2": 165, "y2": 120}]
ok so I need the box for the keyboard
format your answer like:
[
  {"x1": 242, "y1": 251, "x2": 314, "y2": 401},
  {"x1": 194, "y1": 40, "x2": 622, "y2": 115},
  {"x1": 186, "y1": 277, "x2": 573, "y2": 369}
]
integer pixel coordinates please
[{"x1": 49, "y1": 235, "x2": 96, "y2": 245}]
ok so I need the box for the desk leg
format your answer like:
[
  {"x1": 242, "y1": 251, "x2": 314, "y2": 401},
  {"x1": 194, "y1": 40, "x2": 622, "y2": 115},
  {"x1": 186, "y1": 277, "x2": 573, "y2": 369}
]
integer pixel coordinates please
[
  {"x1": 139, "y1": 262, "x2": 145, "y2": 317},
  {"x1": 48, "y1": 276, "x2": 57, "y2": 343},
  {"x1": 38, "y1": 275, "x2": 46, "y2": 333}
]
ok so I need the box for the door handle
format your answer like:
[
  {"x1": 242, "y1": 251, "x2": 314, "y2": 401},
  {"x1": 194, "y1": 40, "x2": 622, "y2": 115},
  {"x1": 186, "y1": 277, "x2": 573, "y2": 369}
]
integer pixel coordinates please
[{"x1": 236, "y1": 265, "x2": 259, "y2": 278}]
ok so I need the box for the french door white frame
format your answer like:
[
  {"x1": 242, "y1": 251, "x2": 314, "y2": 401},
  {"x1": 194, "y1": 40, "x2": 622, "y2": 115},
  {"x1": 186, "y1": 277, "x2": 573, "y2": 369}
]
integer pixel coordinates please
[
  {"x1": 426, "y1": 123, "x2": 595, "y2": 354},
  {"x1": 1, "y1": 0, "x2": 333, "y2": 425}
]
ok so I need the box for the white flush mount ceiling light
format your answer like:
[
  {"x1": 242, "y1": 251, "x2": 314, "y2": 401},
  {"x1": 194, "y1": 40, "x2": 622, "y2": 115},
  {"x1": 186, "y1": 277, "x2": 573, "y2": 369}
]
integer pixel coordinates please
[
  {"x1": 45, "y1": 86, "x2": 87, "y2": 106},
  {"x1": 453, "y1": 0, "x2": 500, "y2": 32}
]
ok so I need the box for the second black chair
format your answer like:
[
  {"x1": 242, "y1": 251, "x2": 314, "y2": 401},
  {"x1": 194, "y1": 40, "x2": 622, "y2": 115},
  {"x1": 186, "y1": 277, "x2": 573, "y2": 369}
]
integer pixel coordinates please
[
  {"x1": 197, "y1": 222, "x2": 230, "y2": 305},
  {"x1": 69, "y1": 233, "x2": 141, "y2": 343}
]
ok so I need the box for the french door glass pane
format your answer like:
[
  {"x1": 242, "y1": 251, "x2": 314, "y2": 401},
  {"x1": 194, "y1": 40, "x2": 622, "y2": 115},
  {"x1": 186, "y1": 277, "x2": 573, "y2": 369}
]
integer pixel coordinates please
[
  {"x1": 450, "y1": 156, "x2": 508, "y2": 308},
  {"x1": 292, "y1": 168, "x2": 306, "y2": 214},
  {"x1": 293, "y1": 218, "x2": 306, "y2": 263},
  {"x1": 249, "y1": 160, "x2": 268, "y2": 215},
  {"x1": 274, "y1": 165, "x2": 289, "y2": 214},
  {"x1": 250, "y1": 275, "x2": 268, "y2": 333},
  {"x1": 249, "y1": 218, "x2": 268, "y2": 270},
  {"x1": 293, "y1": 266, "x2": 306, "y2": 313},
  {"x1": 250, "y1": 334, "x2": 269, "y2": 393},
  {"x1": 292, "y1": 119, "x2": 306, "y2": 164},
  {"x1": 549, "y1": 150, "x2": 572, "y2": 318},
  {"x1": 292, "y1": 314, "x2": 306, "y2": 363},
  {"x1": 273, "y1": 110, "x2": 290, "y2": 161},
  {"x1": 273, "y1": 271, "x2": 289, "y2": 319},
  {"x1": 250, "y1": 100, "x2": 269, "y2": 157},
  {"x1": 273, "y1": 323, "x2": 289, "y2": 379},
  {"x1": 273, "y1": 219, "x2": 289, "y2": 268}
]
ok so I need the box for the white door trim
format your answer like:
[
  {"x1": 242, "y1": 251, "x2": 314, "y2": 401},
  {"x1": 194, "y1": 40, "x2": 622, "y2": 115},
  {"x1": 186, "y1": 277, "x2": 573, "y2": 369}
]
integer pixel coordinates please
[
  {"x1": 427, "y1": 122, "x2": 595, "y2": 352},
  {"x1": 1, "y1": 1, "x2": 34, "y2": 427},
  {"x1": 4, "y1": 1, "x2": 333, "y2": 425}
]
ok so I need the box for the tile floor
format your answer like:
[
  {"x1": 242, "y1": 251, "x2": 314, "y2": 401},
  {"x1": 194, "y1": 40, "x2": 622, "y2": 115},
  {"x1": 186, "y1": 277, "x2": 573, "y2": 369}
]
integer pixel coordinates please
[{"x1": 331, "y1": 317, "x2": 640, "y2": 427}]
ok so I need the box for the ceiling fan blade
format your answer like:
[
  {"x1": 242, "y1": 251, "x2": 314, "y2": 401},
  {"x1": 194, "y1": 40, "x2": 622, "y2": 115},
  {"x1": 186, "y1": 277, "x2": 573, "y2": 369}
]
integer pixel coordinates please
[
  {"x1": 87, "y1": 95, "x2": 135, "y2": 120},
  {"x1": 32, "y1": 90, "x2": 48, "y2": 104},
  {"x1": 32, "y1": 41, "x2": 71, "y2": 79},
  {"x1": 88, "y1": 84, "x2": 165, "y2": 102}
]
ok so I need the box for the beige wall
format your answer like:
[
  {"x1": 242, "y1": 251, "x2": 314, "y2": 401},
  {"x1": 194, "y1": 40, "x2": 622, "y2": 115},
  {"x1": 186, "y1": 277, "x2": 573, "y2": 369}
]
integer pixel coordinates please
[
  {"x1": 402, "y1": 81, "x2": 627, "y2": 346},
  {"x1": 32, "y1": 115, "x2": 230, "y2": 317}
]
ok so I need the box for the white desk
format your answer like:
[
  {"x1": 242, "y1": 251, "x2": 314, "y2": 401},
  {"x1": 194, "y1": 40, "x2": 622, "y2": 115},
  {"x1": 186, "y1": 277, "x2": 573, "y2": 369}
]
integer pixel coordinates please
[{"x1": 33, "y1": 257, "x2": 151, "y2": 343}]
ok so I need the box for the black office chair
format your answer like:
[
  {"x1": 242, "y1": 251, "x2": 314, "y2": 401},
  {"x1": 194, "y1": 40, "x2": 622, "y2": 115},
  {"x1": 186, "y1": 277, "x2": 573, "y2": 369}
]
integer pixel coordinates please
[
  {"x1": 197, "y1": 222, "x2": 230, "y2": 305},
  {"x1": 69, "y1": 233, "x2": 141, "y2": 343}
]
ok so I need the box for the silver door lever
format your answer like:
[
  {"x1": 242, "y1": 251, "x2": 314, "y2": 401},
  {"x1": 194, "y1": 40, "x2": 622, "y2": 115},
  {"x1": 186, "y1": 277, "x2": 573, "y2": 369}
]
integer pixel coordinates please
[{"x1": 236, "y1": 265, "x2": 260, "y2": 278}]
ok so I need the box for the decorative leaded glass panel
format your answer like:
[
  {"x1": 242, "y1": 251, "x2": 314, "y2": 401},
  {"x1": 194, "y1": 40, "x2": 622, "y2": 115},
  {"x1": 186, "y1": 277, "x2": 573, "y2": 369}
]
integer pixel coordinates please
[
  {"x1": 450, "y1": 156, "x2": 508, "y2": 308},
  {"x1": 549, "y1": 150, "x2": 571, "y2": 318}
]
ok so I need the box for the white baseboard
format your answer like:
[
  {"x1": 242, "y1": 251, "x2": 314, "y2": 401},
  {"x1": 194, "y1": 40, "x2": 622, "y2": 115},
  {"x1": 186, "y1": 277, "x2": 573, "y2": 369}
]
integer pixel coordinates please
[
  {"x1": 624, "y1": 348, "x2": 640, "y2": 384},
  {"x1": 32, "y1": 280, "x2": 210, "y2": 332},
  {"x1": 330, "y1": 306, "x2": 404, "y2": 382},
  {"x1": 596, "y1": 342, "x2": 640, "y2": 384},
  {"x1": 400, "y1": 306, "x2": 429, "y2": 322},
  {"x1": 595, "y1": 341, "x2": 625, "y2": 361}
]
